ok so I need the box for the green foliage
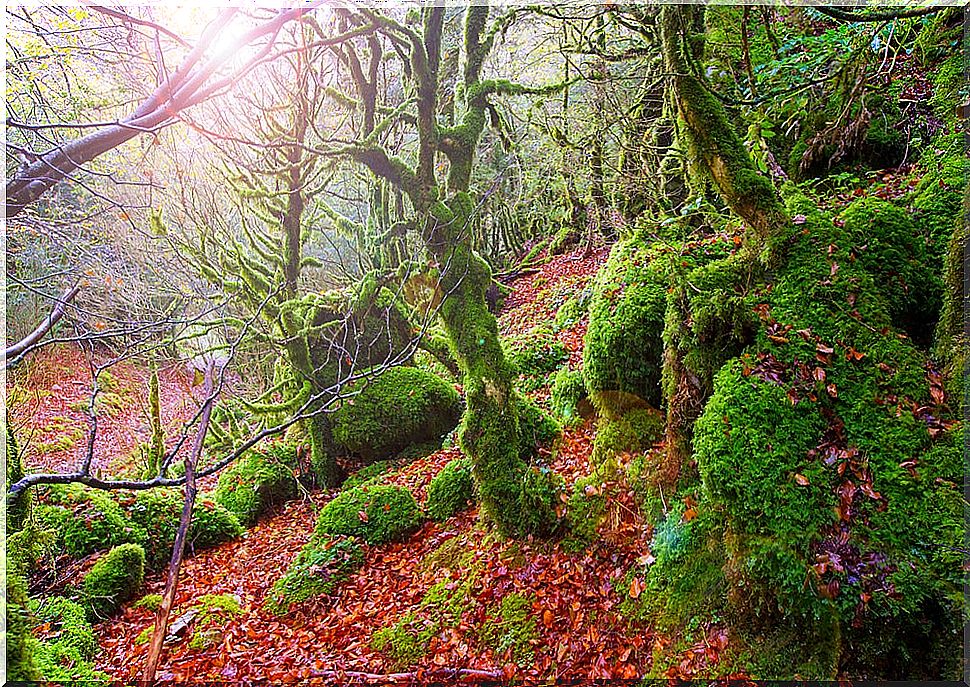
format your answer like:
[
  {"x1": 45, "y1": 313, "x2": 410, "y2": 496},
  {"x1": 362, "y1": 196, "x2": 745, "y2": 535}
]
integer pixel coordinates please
[
  {"x1": 315, "y1": 484, "x2": 422, "y2": 545},
  {"x1": 265, "y1": 535, "x2": 364, "y2": 615},
  {"x1": 82, "y1": 543, "x2": 145, "y2": 620},
  {"x1": 186, "y1": 594, "x2": 244, "y2": 650},
  {"x1": 426, "y1": 458, "x2": 474, "y2": 521},
  {"x1": 839, "y1": 197, "x2": 941, "y2": 340},
  {"x1": 43, "y1": 484, "x2": 148, "y2": 558},
  {"x1": 550, "y1": 366, "x2": 587, "y2": 423},
  {"x1": 213, "y1": 452, "x2": 297, "y2": 526},
  {"x1": 479, "y1": 592, "x2": 539, "y2": 666},
  {"x1": 331, "y1": 366, "x2": 462, "y2": 462},
  {"x1": 31, "y1": 640, "x2": 112, "y2": 684},
  {"x1": 584, "y1": 238, "x2": 667, "y2": 413}
]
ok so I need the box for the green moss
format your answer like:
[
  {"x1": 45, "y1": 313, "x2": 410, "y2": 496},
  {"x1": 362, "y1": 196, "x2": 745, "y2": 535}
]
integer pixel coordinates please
[
  {"x1": 131, "y1": 594, "x2": 163, "y2": 612},
  {"x1": 32, "y1": 640, "x2": 112, "y2": 684},
  {"x1": 5, "y1": 569, "x2": 40, "y2": 681},
  {"x1": 43, "y1": 484, "x2": 148, "y2": 559},
  {"x1": 550, "y1": 366, "x2": 587, "y2": 423},
  {"x1": 479, "y1": 592, "x2": 539, "y2": 666},
  {"x1": 584, "y1": 238, "x2": 667, "y2": 413},
  {"x1": 505, "y1": 325, "x2": 569, "y2": 390},
  {"x1": 213, "y1": 452, "x2": 297, "y2": 526},
  {"x1": 426, "y1": 458, "x2": 474, "y2": 521},
  {"x1": 6, "y1": 424, "x2": 31, "y2": 532},
  {"x1": 515, "y1": 394, "x2": 561, "y2": 460},
  {"x1": 124, "y1": 489, "x2": 244, "y2": 568},
  {"x1": 839, "y1": 197, "x2": 941, "y2": 342},
  {"x1": 82, "y1": 543, "x2": 145, "y2": 620},
  {"x1": 331, "y1": 367, "x2": 462, "y2": 463},
  {"x1": 35, "y1": 597, "x2": 97, "y2": 659},
  {"x1": 315, "y1": 484, "x2": 422, "y2": 545},
  {"x1": 591, "y1": 407, "x2": 664, "y2": 469},
  {"x1": 264, "y1": 535, "x2": 364, "y2": 615},
  {"x1": 563, "y1": 474, "x2": 609, "y2": 551},
  {"x1": 554, "y1": 293, "x2": 589, "y2": 330},
  {"x1": 371, "y1": 612, "x2": 438, "y2": 668}
]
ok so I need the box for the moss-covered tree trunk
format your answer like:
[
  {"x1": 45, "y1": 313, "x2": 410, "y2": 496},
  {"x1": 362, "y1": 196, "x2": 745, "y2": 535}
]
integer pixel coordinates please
[
  {"x1": 426, "y1": 195, "x2": 558, "y2": 536},
  {"x1": 657, "y1": 4, "x2": 786, "y2": 471}
]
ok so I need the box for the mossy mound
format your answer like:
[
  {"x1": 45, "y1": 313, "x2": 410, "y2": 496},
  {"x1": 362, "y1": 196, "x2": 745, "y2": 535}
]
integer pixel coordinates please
[
  {"x1": 126, "y1": 488, "x2": 244, "y2": 567},
  {"x1": 213, "y1": 452, "x2": 298, "y2": 526},
  {"x1": 505, "y1": 325, "x2": 569, "y2": 391},
  {"x1": 839, "y1": 197, "x2": 941, "y2": 343},
  {"x1": 550, "y1": 366, "x2": 588, "y2": 423},
  {"x1": 591, "y1": 407, "x2": 664, "y2": 469},
  {"x1": 265, "y1": 535, "x2": 364, "y2": 615},
  {"x1": 668, "y1": 190, "x2": 964, "y2": 678},
  {"x1": 6, "y1": 568, "x2": 40, "y2": 681},
  {"x1": 331, "y1": 366, "x2": 462, "y2": 463},
  {"x1": 315, "y1": 484, "x2": 422, "y2": 545},
  {"x1": 82, "y1": 543, "x2": 145, "y2": 620},
  {"x1": 34, "y1": 596, "x2": 98, "y2": 659},
  {"x1": 583, "y1": 238, "x2": 667, "y2": 413},
  {"x1": 39, "y1": 484, "x2": 147, "y2": 559},
  {"x1": 426, "y1": 458, "x2": 474, "y2": 521}
]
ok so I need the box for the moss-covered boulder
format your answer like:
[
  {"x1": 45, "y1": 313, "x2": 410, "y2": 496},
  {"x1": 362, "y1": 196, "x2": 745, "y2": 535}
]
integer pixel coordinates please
[
  {"x1": 5, "y1": 568, "x2": 40, "y2": 682},
  {"x1": 40, "y1": 485, "x2": 148, "y2": 559},
  {"x1": 35, "y1": 597, "x2": 98, "y2": 659},
  {"x1": 82, "y1": 543, "x2": 145, "y2": 620},
  {"x1": 264, "y1": 534, "x2": 364, "y2": 615},
  {"x1": 331, "y1": 366, "x2": 462, "y2": 463},
  {"x1": 583, "y1": 238, "x2": 667, "y2": 414},
  {"x1": 683, "y1": 191, "x2": 963, "y2": 678},
  {"x1": 550, "y1": 366, "x2": 588, "y2": 422},
  {"x1": 213, "y1": 453, "x2": 298, "y2": 526},
  {"x1": 426, "y1": 458, "x2": 474, "y2": 521},
  {"x1": 839, "y1": 197, "x2": 941, "y2": 342},
  {"x1": 315, "y1": 484, "x2": 422, "y2": 545}
]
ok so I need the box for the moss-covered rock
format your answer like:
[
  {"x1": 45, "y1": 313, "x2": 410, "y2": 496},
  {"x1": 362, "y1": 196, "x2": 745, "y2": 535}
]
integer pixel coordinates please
[
  {"x1": 42, "y1": 485, "x2": 148, "y2": 559},
  {"x1": 426, "y1": 458, "x2": 474, "y2": 521},
  {"x1": 5, "y1": 568, "x2": 40, "y2": 681},
  {"x1": 550, "y1": 366, "x2": 587, "y2": 422},
  {"x1": 479, "y1": 592, "x2": 539, "y2": 667},
  {"x1": 591, "y1": 407, "x2": 664, "y2": 469},
  {"x1": 839, "y1": 197, "x2": 941, "y2": 342},
  {"x1": 213, "y1": 453, "x2": 297, "y2": 526},
  {"x1": 584, "y1": 238, "x2": 667, "y2": 413},
  {"x1": 265, "y1": 535, "x2": 364, "y2": 615},
  {"x1": 82, "y1": 543, "x2": 145, "y2": 620},
  {"x1": 685, "y1": 190, "x2": 963, "y2": 677},
  {"x1": 505, "y1": 325, "x2": 569, "y2": 390},
  {"x1": 35, "y1": 597, "x2": 98, "y2": 660},
  {"x1": 331, "y1": 367, "x2": 462, "y2": 463},
  {"x1": 315, "y1": 484, "x2": 422, "y2": 545}
]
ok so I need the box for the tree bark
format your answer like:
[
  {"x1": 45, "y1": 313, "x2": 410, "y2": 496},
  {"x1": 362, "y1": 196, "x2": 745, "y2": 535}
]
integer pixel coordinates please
[{"x1": 143, "y1": 360, "x2": 218, "y2": 686}]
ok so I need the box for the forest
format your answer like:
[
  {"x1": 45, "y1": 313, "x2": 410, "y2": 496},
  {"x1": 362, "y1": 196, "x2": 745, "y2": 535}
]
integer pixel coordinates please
[{"x1": 3, "y1": 2, "x2": 967, "y2": 683}]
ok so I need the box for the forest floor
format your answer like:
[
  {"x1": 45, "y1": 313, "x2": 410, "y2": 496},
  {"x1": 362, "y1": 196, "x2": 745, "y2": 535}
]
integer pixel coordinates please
[{"x1": 15, "y1": 243, "x2": 726, "y2": 682}]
